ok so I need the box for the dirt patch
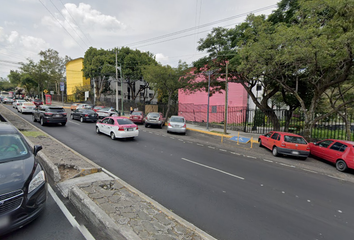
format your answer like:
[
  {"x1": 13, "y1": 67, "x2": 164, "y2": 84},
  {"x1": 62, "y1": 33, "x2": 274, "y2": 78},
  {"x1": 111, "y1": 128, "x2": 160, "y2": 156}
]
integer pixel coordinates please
[{"x1": 0, "y1": 104, "x2": 101, "y2": 182}]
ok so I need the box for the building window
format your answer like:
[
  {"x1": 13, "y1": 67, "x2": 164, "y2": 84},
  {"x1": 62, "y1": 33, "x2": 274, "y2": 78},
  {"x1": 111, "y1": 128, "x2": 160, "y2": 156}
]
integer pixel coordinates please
[
  {"x1": 118, "y1": 90, "x2": 121, "y2": 95},
  {"x1": 149, "y1": 93, "x2": 153, "y2": 98}
]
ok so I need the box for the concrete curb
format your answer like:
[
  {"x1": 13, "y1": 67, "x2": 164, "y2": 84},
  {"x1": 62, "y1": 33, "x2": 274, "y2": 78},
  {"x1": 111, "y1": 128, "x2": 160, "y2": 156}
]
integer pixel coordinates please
[{"x1": 69, "y1": 185, "x2": 140, "y2": 240}]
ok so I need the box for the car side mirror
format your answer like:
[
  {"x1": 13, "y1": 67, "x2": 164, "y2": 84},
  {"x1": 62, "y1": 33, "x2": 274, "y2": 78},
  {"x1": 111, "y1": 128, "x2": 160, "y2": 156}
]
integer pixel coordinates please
[{"x1": 33, "y1": 145, "x2": 43, "y2": 156}]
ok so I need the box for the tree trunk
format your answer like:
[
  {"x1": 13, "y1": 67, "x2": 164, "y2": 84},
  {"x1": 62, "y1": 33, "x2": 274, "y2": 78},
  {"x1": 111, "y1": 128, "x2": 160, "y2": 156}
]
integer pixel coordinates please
[
  {"x1": 165, "y1": 92, "x2": 172, "y2": 119},
  {"x1": 265, "y1": 110, "x2": 280, "y2": 131}
]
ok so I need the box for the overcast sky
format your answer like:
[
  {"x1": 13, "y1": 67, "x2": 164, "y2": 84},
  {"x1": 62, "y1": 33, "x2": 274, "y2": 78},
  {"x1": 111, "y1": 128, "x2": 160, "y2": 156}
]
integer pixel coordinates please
[{"x1": 0, "y1": 0, "x2": 280, "y2": 79}]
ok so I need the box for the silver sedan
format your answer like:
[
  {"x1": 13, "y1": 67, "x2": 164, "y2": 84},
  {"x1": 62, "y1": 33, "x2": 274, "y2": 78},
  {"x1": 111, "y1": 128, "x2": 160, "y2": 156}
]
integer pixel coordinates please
[{"x1": 167, "y1": 116, "x2": 186, "y2": 135}]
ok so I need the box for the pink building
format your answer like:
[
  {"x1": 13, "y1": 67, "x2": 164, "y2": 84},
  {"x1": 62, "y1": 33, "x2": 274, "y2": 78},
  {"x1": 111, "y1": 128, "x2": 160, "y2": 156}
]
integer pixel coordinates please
[{"x1": 178, "y1": 75, "x2": 248, "y2": 124}]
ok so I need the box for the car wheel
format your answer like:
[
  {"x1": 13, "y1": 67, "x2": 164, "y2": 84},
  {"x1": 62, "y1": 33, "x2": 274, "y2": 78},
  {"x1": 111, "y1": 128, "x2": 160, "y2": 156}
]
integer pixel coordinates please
[
  {"x1": 61, "y1": 122, "x2": 66, "y2": 126},
  {"x1": 32, "y1": 114, "x2": 37, "y2": 122},
  {"x1": 70, "y1": 114, "x2": 74, "y2": 120},
  {"x1": 96, "y1": 127, "x2": 100, "y2": 134},
  {"x1": 80, "y1": 117, "x2": 84, "y2": 123},
  {"x1": 40, "y1": 118, "x2": 45, "y2": 126},
  {"x1": 145, "y1": 123, "x2": 149, "y2": 128},
  {"x1": 259, "y1": 139, "x2": 263, "y2": 147},
  {"x1": 110, "y1": 132, "x2": 116, "y2": 140},
  {"x1": 336, "y1": 160, "x2": 348, "y2": 172},
  {"x1": 272, "y1": 147, "x2": 279, "y2": 156}
]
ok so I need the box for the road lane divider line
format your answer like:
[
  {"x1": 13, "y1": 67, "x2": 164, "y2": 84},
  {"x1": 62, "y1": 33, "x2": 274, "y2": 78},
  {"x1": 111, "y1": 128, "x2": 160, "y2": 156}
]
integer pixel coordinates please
[
  {"x1": 197, "y1": 143, "x2": 204, "y2": 146},
  {"x1": 181, "y1": 158, "x2": 244, "y2": 180},
  {"x1": 263, "y1": 159, "x2": 273, "y2": 163},
  {"x1": 48, "y1": 185, "x2": 95, "y2": 240},
  {"x1": 302, "y1": 169, "x2": 317, "y2": 173},
  {"x1": 231, "y1": 152, "x2": 241, "y2": 155},
  {"x1": 278, "y1": 163, "x2": 295, "y2": 168},
  {"x1": 219, "y1": 149, "x2": 227, "y2": 152},
  {"x1": 208, "y1": 146, "x2": 215, "y2": 149}
]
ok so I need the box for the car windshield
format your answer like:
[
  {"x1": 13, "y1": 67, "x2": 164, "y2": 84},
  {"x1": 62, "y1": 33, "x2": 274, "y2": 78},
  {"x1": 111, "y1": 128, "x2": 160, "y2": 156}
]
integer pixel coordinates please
[
  {"x1": 100, "y1": 108, "x2": 111, "y2": 111},
  {"x1": 131, "y1": 112, "x2": 142, "y2": 116},
  {"x1": 23, "y1": 103, "x2": 35, "y2": 106},
  {"x1": 284, "y1": 135, "x2": 307, "y2": 144},
  {"x1": 117, "y1": 119, "x2": 134, "y2": 125},
  {"x1": 170, "y1": 117, "x2": 184, "y2": 122},
  {"x1": 48, "y1": 108, "x2": 65, "y2": 112},
  {"x1": 0, "y1": 134, "x2": 29, "y2": 162},
  {"x1": 148, "y1": 113, "x2": 159, "y2": 118},
  {"x1": 82, "y1": 110, "x2": 95, "y2": 113}
]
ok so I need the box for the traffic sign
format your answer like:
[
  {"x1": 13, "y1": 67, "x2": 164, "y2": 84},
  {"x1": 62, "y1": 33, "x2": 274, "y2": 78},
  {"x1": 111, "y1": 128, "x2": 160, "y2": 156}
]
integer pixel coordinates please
[{"x1": 43, "y1": 89, "x2": 48, "y2": 94}]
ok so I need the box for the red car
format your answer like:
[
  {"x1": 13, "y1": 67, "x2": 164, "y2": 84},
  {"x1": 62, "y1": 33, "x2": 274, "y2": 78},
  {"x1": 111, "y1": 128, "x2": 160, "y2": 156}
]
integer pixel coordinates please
[
  {"x1": 309, "y1": 139, "x2": 354, "y2": 172},
  {"x1": 93, "y1": 106, "x2": 105, "y2": 112},
  {"x1": 129, "y1": 111, "x2": 145, "y2": 124},
  {"x1": 258, "y1": 131, "x2": 310, "y2": 159},
  {"x1": 33, "y1": 99, "x2": 43, "y2": 106}
]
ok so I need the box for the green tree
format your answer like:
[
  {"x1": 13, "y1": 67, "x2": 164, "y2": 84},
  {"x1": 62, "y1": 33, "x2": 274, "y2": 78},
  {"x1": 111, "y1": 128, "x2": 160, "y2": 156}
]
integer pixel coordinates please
[{"x1": 142, "y1": 61, "x2": 189, "y2": 118}]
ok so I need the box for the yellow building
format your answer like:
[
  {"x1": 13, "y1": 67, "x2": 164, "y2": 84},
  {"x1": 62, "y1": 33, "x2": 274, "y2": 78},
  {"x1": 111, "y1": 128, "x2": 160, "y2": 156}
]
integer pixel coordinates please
[{"x1": 66, "y1": 58, "x2": 90, "y2": 95}]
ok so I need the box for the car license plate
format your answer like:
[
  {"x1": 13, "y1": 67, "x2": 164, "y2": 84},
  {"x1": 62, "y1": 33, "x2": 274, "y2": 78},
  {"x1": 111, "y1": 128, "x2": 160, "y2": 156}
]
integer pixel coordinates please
[
  {"x1": 0, "y1": 215, "x2": 9, "y2": 229},
  {"x1": 292, "y1": 151, "x2": 299, "y2": 155},
  {"x1": 127, "y1": 128, "x2": 133, "y2": 131}
]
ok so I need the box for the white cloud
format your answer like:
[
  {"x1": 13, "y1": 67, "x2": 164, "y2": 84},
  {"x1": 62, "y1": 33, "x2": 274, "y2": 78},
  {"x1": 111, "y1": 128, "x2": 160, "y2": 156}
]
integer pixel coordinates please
[
  {"x1": 8, "y1": 31, "x2": 19, "y2": 43},
  {"x1": 0, "y1": 27, "x2": 4, "y2": 42},
  {"x1": 155, "y1": 53, "x2": 169, "y2": 64},
  {"x1": 63, "y1": 3, "x2": 126, "y2": 32},
  {"x1": 20, "y1": 35, "x2": 49, "y2": 50}
]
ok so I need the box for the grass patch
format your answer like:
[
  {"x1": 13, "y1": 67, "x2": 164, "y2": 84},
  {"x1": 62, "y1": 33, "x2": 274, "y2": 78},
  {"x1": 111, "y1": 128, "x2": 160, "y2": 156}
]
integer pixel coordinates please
[{"x1": 21, "y1": 131, "x2": 47, "y2": 137}]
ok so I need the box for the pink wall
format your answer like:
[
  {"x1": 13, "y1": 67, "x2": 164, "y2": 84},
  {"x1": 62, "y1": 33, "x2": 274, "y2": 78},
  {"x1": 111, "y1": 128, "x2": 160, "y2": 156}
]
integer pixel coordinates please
[{"x1": 178, "y1": 75, "x2": 248, "y2": 123}]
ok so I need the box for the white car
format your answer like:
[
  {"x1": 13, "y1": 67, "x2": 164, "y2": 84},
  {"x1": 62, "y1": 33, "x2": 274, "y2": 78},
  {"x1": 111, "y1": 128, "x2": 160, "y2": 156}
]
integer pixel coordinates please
[
  {"x1": 96, "y1": 116, "x2": 139, "y2": 140},
  {"x1": 13, "y1": 99, "x2": 26, "y2": 109},
  {"x1": 97, "y1": 107, "x2": 120, "y2": 119},
  {"x1": 18, "y1": 102, "x2": 36, "y2": 113}
]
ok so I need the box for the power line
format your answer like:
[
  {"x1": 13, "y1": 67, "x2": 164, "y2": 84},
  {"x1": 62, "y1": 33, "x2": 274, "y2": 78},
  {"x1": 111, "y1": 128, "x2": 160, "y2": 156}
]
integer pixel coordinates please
[
  {"x1": 49, "y1": 0, "x2": 90, "y2": 48},
  {"x1": 59, "y1": 0, "x2": 93, "y2": 46},
  {"x1": 125, "y1": 4, "x2": 277, "y2": 48},
  {"x1": 38, "y1": 0, "x2": 85, "y2": 51}
]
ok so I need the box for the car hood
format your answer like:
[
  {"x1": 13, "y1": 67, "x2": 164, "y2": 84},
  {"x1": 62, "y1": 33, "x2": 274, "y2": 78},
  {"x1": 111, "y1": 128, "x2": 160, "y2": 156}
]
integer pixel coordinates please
[{"x1": 0, "y1": 157, "x2": 35, "y2": 194}]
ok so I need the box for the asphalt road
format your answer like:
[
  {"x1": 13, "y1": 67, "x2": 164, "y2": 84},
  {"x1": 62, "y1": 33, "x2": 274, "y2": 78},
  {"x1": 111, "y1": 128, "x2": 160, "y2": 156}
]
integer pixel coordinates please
[{"x1": 6, "y1": 105, "x2": 354, "y2": 240}]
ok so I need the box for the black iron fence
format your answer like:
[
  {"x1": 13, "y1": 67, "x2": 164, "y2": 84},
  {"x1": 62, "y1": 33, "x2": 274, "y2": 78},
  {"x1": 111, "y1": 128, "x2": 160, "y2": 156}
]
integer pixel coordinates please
[{"x1": 178, "y1": 103, "x2": 354, "y2": 141}]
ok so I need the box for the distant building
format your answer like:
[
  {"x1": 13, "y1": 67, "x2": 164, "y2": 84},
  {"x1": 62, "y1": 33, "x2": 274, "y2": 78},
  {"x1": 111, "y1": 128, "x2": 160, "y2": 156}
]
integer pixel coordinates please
[{"x1": 65, "y1": 58, "x2": 90, "y2": 95}]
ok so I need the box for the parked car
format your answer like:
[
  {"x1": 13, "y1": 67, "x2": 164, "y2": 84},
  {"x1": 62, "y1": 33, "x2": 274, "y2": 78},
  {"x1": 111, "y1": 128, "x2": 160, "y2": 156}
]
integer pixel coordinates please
[
  {"x1": 96, "y1": 116, "x2": 139, "y2": 140},
  {"x1": 97, "y1": 107, "x2": 120, "y2": 119},
  {"x1": 70, "y1": 103, "x2": 80, "y2": 111},
  {"x1": 76, "y1": 103, "x2": 94, "y2": 110},
  {"x1": 167, "y1": 116, "x2": 186, "y2": 135},
  {"x1": 309, "y1": 139, "x2": 354, "y2": 172},
  {"x1": 0, "y1": 123, "x2": 47, "y2": 236},
  {"x1": 18, "y1": 102, "x2": 36, "y2": 114},
  {"x1": 258, "y1": 131, "x2": 310, "y2": 159},
  {"x1": 2, "y1": 97, "x2": 14, "y2": 104},
  {"x1": 129, "y1": 111, "x2": 145, "y2": 124},
  {"x1": 12, "y1": 99, "x2": 26, "y2": 109},
  {"x1": 92, "y1": 105, "x2": 106, "y2": 112},
  {"x1": 144, "y1": 112, "x2": 165, "y2": 128},
  {"x1": 70, "y1": 109, "x2": 98, "y2": 123},
  {"x1": 32, "y1": 99, "x2": 43, "y2": 107},
  {"x1": 32, "y1": 105, "x2": 67, "y2": 126}
]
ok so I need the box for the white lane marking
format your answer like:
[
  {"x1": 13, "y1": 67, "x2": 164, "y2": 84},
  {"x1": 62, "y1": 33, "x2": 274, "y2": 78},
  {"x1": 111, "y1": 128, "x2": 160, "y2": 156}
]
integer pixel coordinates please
[
  {"x1": 278, "y1": 163, "x2": 295, "y2": 168},
  {"x1": 246, "y1": 156, "x2": 257, "y2": 159},
  {"x1": 69, "y1": 121, "x2": 80, "y2": 125},
  {"x1": 219, "y1": 149, "x2": 227, "y2": 152},
  {"x1": 263, "y1": 159, "x2": 273, "y2": 163},
  {"x1": 231, "y1": 152, "x2": 241, "y2": 155},
  {"x1": 181, "y1": 158, "x2": 244, "y2": 180},
  {"x1": 197, "y1": 143, "x2": 204, "y2": 146},
  {"x1": 208, "y1": 146, "x2": 215, "y2": 149},
  {"x1": 170, "y1": 137, "x2": 175, "y2": 139},
  {"x1": 327, "y1": 175, "x2": 345, "y2": 181},
  {"x1": 178, "y1": 139, "x2": 184, "y2": 141},
  {"x1": 302, "y1": 169, "x2": 317, "y2": 173},
  {"x1": 48, "y1": 185, "x2": 95, "y2": 240}
]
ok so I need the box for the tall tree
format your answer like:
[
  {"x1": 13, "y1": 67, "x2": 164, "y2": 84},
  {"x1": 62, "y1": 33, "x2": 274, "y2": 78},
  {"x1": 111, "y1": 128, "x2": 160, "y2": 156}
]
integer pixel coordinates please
[{"x1": 142, "y1": 61, "x2": 189, "y2": 118}]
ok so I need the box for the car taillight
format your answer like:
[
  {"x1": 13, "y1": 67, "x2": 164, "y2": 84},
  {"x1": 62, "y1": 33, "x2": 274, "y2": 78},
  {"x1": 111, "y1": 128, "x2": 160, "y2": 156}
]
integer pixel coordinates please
[
  {"x1": 44, "y1": 113, "x2": 53, "y2": 116},
  {"x1": 168, "y1": 123, "x2": 171, "y2": 126},
  {"x1": 118, "y1": 126, "x2": 125, "y2": 131},
  {"x1": 281, "y1": 142, "x2": 286, "y2": 147},
  {"x1": 307, "y1": 145, "x2": 310, "y2": 150},
  {"x1": 183, "y1": 123, "x2": 186, "y2": 128},
  {"x1": 136, "y1": 126, "x2": 138, "y2": 130},
  {"x1": 63, "y1": 112, "x2": 67, "y2": 116},
  {"x1": 85, "y1": 114, "x2": 88, "y2": 117}
]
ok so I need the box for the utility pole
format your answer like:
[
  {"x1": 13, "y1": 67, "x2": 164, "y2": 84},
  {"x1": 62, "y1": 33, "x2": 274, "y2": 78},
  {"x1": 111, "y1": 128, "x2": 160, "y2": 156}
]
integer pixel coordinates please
[
  {"x1": 224, "y1": 62, "x2": 229, "y2": 135},
  {"x1": 115, "y1": 50, "x2": 119, "y2": 111},
  {"x1": 120, "y1": 63, "x2": 123, "y2": 115},
  {"x1": 205, "y1": 70, "x2": 213, "y2": 130}
]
